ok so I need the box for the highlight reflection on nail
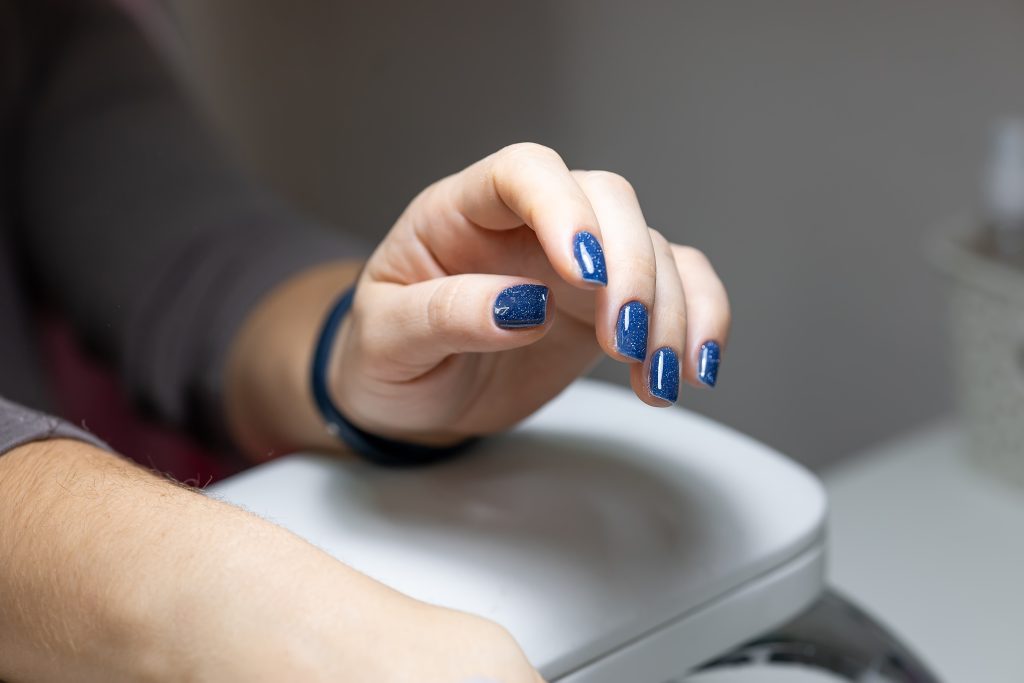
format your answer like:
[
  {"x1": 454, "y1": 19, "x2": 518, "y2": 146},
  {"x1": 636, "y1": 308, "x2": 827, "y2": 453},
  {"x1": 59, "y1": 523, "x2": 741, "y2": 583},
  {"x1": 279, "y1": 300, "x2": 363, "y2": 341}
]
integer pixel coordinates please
[
  {"x1": 573, "y1": 231, "x2": 607, "y2": 285},
  {"x1": 649, "y1": 347, "x2": 679, "y2": 403},
  {"x1": 493, "y1": 284, "x2": 548, "y2": 329}
]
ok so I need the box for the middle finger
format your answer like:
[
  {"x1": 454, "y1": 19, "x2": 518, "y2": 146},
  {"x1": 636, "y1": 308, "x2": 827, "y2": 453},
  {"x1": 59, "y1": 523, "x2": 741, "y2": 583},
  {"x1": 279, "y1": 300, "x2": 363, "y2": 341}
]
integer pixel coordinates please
[{"x1": 572, "y1": 170, "x2": 656, "y2": 364}]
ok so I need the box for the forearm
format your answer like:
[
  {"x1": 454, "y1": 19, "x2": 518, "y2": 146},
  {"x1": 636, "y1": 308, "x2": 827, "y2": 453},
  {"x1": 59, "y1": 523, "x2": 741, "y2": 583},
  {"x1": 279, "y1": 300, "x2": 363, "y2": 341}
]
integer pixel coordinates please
[
  {"x1": 0, "y1": 438, "x2": 382, "y2": 681},
  {"x1": 0, "y1": 439, "x2": 196, "y2": 680},
  {"x1": 224, "y1": 260, "x2": 362, "y2": 461}
]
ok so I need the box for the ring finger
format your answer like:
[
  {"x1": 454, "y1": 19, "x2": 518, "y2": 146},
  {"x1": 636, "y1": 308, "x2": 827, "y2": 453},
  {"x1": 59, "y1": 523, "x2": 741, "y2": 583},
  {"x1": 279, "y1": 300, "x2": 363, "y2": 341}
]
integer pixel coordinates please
[{"x1": 630, "y1": 231, "x2": 686, "y2": 405}]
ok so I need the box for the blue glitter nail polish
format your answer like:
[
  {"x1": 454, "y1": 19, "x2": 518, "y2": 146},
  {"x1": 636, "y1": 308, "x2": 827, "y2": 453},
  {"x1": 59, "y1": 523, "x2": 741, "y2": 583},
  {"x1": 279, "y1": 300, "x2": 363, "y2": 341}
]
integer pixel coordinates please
[
  {"x1": 649, "y1": 347, "x2": 679, "y2": 403},
  {"x1": 493, "y1": 284, "x2": 549, "y2": 329},
  {"x1": 616, "y1": 301, "x2": 648, "y2": 361},
  {"x1": 698, "y1": 341, "x2": 721, "y2": 387},
  {"x1": 573, "y1": 231, "x2": 607, "y2": 285}
]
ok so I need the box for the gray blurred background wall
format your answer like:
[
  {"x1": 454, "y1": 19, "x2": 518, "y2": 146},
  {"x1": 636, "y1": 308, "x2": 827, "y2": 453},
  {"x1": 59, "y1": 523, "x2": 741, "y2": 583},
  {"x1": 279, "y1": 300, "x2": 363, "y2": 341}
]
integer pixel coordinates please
[{"x1": 165, "y1": 0, "x2": 1024, "y2": 469}]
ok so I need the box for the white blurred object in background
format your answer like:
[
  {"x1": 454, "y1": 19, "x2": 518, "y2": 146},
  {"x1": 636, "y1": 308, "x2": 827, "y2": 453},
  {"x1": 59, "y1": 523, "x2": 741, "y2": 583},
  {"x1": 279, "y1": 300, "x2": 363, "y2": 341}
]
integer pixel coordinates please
[
  {"x1": 984, "y1": 119, "x2": 1024, "y2": 257},
  {"x1": 930, "y1": 117, "x2": 1024, "y2": 490}
]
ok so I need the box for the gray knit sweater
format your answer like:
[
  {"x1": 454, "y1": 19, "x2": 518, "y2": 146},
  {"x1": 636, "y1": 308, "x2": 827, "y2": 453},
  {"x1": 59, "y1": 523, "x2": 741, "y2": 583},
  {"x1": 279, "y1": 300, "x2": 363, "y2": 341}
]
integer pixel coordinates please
[{"x1": 0, "y1": 0, "x2": 358, "y2": 456}]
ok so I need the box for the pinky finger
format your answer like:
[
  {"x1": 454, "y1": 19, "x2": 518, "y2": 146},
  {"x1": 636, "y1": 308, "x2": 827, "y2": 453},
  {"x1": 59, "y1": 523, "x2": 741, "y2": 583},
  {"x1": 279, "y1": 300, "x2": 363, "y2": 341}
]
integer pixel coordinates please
[{"x1": 672, "y1": 245, "x2": 731, "y2": 388}]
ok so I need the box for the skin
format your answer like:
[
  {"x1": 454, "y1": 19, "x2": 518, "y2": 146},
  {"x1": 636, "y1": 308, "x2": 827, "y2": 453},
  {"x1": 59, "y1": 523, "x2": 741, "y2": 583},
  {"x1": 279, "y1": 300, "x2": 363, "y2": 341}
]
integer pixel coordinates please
[
  {"x1": 0, "y1": 440, "x2": 541, "y2": 683},
  {"x1": 0, "y1": 143, "x2": 729, "y2": 681}
]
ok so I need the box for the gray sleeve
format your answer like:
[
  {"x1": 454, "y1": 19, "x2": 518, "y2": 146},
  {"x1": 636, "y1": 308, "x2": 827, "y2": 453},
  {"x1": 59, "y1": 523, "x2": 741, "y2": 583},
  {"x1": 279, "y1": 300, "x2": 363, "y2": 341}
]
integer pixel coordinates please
[
  {"x1": 15, "y1": 2, "x2": 366, "y2": 445},
  {"x1": 0, "y1": 396, "x2": 110, "y2": 456}
]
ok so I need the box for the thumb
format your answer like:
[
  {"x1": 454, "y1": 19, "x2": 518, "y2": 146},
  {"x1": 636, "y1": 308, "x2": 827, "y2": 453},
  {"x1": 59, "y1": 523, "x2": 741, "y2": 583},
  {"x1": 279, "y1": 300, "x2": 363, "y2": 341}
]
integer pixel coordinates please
[{"x1": 353, "y1": 275, "x2": 554, "y2": 379}]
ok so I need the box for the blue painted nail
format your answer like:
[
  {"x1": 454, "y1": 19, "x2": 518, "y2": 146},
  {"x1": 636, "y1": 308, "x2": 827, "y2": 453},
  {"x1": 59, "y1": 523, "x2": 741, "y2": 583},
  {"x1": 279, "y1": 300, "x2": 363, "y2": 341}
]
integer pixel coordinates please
[
  {"x1": 573, "y1": 231, "x2": 607, "y2": 285},
  {"x1": 698, "y1": 341, "x2": 721, "y2": 387},
  {"x1": 493, "y1": 284, "x2": 549, "y2": 329},
  {"x1": 649, "y1": 347, "x2": 679, "y2": 403},
  {"x1": 616, "y1": 301, "x2": 648, "y2": 361}
]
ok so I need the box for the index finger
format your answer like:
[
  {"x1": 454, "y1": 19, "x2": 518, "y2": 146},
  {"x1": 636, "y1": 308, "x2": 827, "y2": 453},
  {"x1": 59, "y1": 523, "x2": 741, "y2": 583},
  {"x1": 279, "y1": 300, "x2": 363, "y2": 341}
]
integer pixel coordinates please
[{"x1": 440, "y1": 142, "x2": 609, "y2": 288}]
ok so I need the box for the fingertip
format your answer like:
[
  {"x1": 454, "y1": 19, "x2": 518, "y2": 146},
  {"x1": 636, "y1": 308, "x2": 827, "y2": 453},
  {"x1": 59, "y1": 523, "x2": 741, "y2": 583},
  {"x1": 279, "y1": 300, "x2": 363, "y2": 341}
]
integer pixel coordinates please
[
  {"x1": 648, "y1": 346, "x2": 680, "y2": 403},
  {"x1": 492, "y1": 283, "x2": 551, "y2": 330},
  {"x1": 627, "y1": 364, "x2": 661, "y2": 407},
  {"x1": 682, "y1": 339, "x2": 723, "y2": 389},
  {"x1": 696, "y1": 340, "x2": 721, "y2": 388},
  {"x1": 613, "y1": 300, "x2": 649, "y2": 363}
]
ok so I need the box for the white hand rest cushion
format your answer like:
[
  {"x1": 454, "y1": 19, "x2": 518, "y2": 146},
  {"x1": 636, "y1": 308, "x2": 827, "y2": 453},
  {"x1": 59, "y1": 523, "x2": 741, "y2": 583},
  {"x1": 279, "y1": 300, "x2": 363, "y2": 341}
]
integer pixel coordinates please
[{"x1": 207, "y1": 379, "x2": 826, "y2": 682}]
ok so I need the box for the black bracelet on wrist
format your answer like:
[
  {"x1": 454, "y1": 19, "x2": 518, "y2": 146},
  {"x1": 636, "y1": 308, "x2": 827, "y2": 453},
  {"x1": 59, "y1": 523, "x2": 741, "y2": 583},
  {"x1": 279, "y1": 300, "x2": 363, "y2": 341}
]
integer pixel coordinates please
[{"x1": 310, "y1": 286, "x2": 475, "y2": 467}]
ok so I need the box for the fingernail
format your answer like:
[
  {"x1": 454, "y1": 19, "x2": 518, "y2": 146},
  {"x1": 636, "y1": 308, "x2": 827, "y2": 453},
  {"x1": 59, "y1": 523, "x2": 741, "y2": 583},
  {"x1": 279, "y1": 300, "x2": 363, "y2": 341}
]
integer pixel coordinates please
[
  {"x1": 493, "y1": 284, "x2": 549, "y2": 329},
  {"x1": 649, "y1": 347, "x2": 679, "y2": 403},
  {"x1": 573, "y1": 230, "x2": 607, "y2": 285},
  {"x1": 616, "y1": 301, "x2": 648, "y2": 361},
  {"x1": 698, "y1": 341, "x2": 721, "y2": 387}
]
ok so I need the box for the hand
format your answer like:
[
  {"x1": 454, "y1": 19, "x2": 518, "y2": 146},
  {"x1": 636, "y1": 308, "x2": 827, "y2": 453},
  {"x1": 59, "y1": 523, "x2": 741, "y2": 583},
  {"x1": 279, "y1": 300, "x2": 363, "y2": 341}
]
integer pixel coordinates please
[
  {"x1": 333, "y1": 143, "x2": 731, "y2": 445},
  {"x1": 0, "y1": 439, "x2": 544, "y2": 682}
]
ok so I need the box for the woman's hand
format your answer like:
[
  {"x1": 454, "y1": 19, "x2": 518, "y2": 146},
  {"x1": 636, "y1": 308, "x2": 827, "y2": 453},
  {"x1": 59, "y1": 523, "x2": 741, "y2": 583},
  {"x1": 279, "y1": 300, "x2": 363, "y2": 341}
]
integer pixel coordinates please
[
  {"x1": 333, "y1": 143, "x2": 730, "y2": 445},
  {"x1": 0, "y1": 439, "x2": 544, "y2": 683},
  {"x1": 216, "y1": 142, "x2": 731, "y2": 677}
]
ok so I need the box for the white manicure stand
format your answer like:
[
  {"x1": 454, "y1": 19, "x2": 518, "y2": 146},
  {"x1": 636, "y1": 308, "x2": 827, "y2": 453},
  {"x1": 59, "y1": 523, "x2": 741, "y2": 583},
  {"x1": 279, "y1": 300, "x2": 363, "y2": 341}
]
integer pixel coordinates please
[{"x1": 207, "y1": 380, "x2": 826, "y2": 682}]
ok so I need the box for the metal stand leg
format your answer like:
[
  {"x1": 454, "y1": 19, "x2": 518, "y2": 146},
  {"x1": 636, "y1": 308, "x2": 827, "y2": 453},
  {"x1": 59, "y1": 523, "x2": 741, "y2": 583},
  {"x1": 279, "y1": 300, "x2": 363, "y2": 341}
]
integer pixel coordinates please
[{"x1": 695, "y1": 588, "x2": 942, "y2": 682}]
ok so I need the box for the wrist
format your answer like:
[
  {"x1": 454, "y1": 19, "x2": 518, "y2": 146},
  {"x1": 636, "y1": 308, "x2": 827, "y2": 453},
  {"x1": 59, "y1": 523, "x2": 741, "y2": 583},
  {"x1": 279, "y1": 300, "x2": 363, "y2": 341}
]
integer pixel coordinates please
[{"x1": 224, "y1": 261, "x2": 362, "y2": 461}]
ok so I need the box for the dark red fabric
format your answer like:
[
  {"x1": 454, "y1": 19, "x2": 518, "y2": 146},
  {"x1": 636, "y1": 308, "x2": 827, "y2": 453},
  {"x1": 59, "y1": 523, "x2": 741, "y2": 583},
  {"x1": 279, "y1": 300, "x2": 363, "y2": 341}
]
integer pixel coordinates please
[{"x1": 39, "y1": 314, "x2": 247, "y2": 485}]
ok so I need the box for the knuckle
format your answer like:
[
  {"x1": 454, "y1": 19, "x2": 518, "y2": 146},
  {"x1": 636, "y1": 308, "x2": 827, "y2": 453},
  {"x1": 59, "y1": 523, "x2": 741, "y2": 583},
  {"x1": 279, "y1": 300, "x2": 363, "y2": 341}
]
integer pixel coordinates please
[
  {"x1": 673, "y1": 244, "x2": 710, "y2": 267},
  {"x1": 687, "y1": 292, "x2": 718, "y2": 314},
  {"x1": 498, "y1": 141, "x2": 563, "y2": 166},
  {"x1": 427, "y1": 281, "x2": 460, "y2": 334},
  {"x1": 622, "y1": 253, "x2": 657, "y2": 282},
  {"x1": 720, "y1": 295, "x2": 733, "y2": 328},
  {"x1": 689, "y1": 289, "x2": 731, "y2": 335},
  {"x1": 413, "y1": 178, "x2": 446, "y2": 208},
  {"x1": 583, "y1": 170, "x2": 636, "y2": 198},
  {"x1": 648, "y1": 228, "x2": 670, "y2": 250}
]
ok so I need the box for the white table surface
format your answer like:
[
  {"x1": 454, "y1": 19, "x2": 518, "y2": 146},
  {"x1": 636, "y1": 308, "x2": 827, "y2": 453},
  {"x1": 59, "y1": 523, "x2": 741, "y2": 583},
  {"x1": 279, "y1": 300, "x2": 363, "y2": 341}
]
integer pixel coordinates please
[{"x1": 690, "y1": 419, "x2": 1024, "y2": 682}]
